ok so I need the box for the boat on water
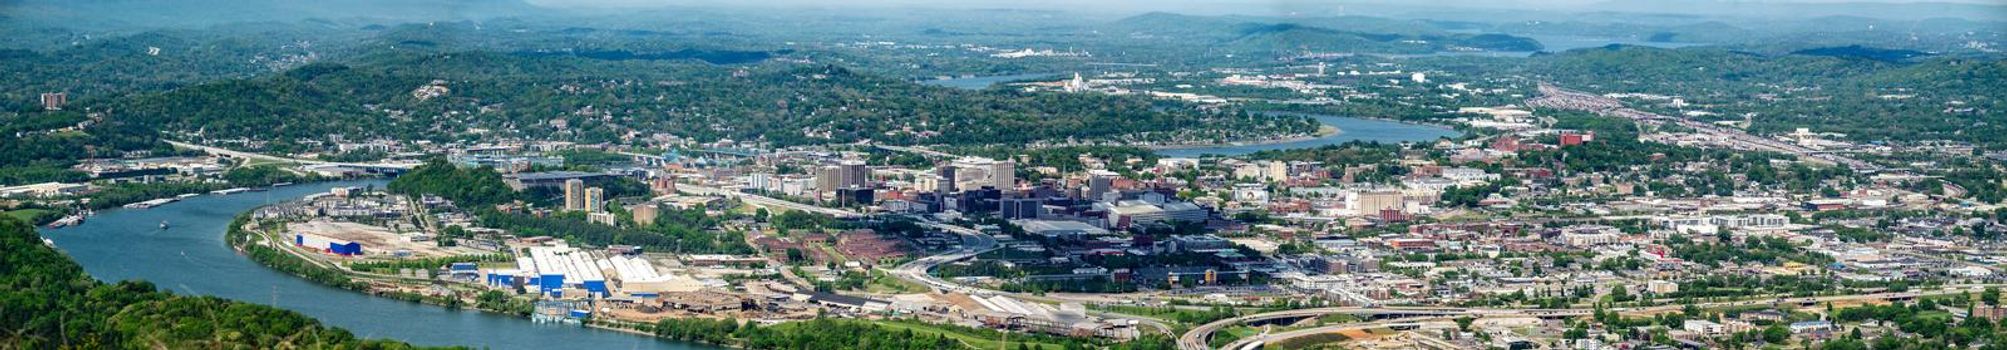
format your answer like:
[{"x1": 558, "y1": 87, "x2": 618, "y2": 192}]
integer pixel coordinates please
[
  {"x1": 123, "y1": 198, "x2": 178, "y2": 209},
  {"x1": 41, "y1": 238, "x2": 55, "y2": 248},
  {"x1": 175, "y1": 193, "x2": 200, "y2": 199},
  {"x1": 159, "y1": 221, "x2": 170, "y2": 229}
]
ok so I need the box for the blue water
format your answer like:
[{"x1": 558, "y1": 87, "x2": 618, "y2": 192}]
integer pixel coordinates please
[
  {"x1": 40, "y1": 180, "x2": 717, "y2": 350},
  {"x1": 1157, "y1": 114, "x2": 1460, "y2": 158},
  {"x1": 918, "y1": 73, "x2": 1057, "y2": 90}
]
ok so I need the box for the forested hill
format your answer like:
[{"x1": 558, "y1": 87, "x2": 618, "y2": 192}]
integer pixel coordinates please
[
  {"x1": 113, "y1": 52, "x2": 1314, "y2": 152},
  {"x1": 0, "y1": 216, "x2": 449, "y2": 349}
]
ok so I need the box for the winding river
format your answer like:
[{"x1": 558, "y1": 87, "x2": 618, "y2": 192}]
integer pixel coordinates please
[{"x1": 39, "y1": 180, "x2": 719, "y2": 350}]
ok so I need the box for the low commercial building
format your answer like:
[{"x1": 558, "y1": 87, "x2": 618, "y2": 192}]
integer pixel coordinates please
[
  {"x1": 1097, "y1": 200, "x2": 1206, "y2": 229},
  {"x1": 1017, "y1": 220, "x2": 1112, "y2": 241}
]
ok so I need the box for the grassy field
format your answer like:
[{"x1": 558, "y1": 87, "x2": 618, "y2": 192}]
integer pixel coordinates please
[
  {"x1": 864, "y1": 270, "x2": 928, "y2": 294},
  {"x1": 1270, "y1": 332, "x2": 1352, "y2": 349},
  {"x1": 3, "y1": 209, "x2": 57, "y2": 224},
  {"x1": 1210, "y1": 326, "x2": 1260, "y2": 348}
]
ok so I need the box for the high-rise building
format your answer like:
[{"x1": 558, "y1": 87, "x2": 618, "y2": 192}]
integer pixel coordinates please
[
  {"x1": 1086, "y1": 170, "x2": 1117, "y2": 202},
  {"x1": 990, "y1": 160, "x2": 1015, "y2": 190},
  {"x1": 815, "y1": 165, "x2": 842, "y2": 193},
  {"x1": 584, "y1": 187, "x2": 606, "y2": 213},
  {"x1": 838, "y1": 160, "x2": 869, "y2": 190},
  {"x1": 39, "y1": 92, "x2": 65, "y2": 111},
  {"x1": 563, "y1": 179, "x2": 587, "y2": 211},
  {"x1": 934, "y1": 164, "x2": 957, "y2": 194}
]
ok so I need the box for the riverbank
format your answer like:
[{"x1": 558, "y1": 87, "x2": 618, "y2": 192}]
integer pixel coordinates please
[{"x1": 224, "y1": 211, "x2": 480, "y2": 309}]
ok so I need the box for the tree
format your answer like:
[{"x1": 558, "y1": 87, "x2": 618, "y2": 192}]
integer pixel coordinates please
[{"x1": 1762, "y1": 324, "x2": 1790, "y2": 343}]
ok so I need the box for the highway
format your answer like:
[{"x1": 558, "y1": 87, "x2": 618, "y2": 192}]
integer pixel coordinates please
[
  {"x1": 166, "y1": 140, "x2": 418, "y2": 170},
  {"x1": 872, "y1": 144, "x2": 960, "y2": 158},
  {"x1": 1179, "y1": 284, "x2": 2001, "y2": 350}
]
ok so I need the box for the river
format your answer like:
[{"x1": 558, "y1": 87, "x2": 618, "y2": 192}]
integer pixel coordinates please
[
  {"x1": 917, "y1": 73, "x2": 1057, "y2": 90},
  {"x1": 1156, "y1": 114, "x2": 1460, "y2": 158},
  {"x1": 38, "y1": 180, "x2": 720, "y2": 350}
]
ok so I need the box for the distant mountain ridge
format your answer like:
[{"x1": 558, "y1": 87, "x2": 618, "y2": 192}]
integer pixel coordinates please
[{"x1": 1109, "y1": 12, "x2": 1543, "y2": 54}]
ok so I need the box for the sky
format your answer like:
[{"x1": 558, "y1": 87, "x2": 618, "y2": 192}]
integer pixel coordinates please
[
  {"x1": 521, "y1": 0, "x2": 2002, "y2": 9},
  {"x1": 514, "y1": 0, "x2": 2005, "y2": 20}
]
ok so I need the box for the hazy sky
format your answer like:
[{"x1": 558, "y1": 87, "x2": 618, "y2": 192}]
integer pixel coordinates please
[
  {"x1": 515, "y1": 0, "x2": 2005, "y2": 20},
  {"x1": 522, "y1": 0, "x2": 2001, "y2": 9}
]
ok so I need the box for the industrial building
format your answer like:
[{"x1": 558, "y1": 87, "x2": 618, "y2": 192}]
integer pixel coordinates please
[
  {"x1": 295, "y1": 233, "x2": 364, "y2": 256},
  {"x1": 484, "y1": 246, "x2": 700, "y2": 299}
]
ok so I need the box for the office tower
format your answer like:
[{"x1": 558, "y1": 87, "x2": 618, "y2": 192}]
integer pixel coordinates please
[
  {"x1": 1086, "y1": 170, "x2": 1116, "y2": 202},
  {"x1": 990, "y1": 160, "x2": 1014, "y2": 190},
  {"x1": 838, "y1": 160, "x2": 869, "y2": 189},
  {"x1": 934, "y1": 163, "x2": 956, "y2": 194}
]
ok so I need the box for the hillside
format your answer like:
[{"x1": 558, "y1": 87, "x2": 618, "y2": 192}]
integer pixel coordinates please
[{"x1": 113, "y1": 51, "x2": 1315, "y2": 151}]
